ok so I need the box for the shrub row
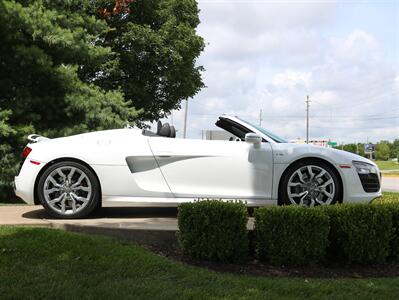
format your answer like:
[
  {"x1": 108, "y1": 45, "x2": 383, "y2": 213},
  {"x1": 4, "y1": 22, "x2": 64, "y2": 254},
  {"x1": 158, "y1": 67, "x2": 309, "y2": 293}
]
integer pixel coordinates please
[
  {"x1": 254, "y1": 206, "x2": 329, "y2": 266},
  {"x1": 177, "y1": 200, "x2": 399, "y2": 266},
  {"x1": 322, "y1": 204, "x2": 392, "y2": 264},
  {"x1": 177, "y1": 200, "x2": 248, "y2": 262}
]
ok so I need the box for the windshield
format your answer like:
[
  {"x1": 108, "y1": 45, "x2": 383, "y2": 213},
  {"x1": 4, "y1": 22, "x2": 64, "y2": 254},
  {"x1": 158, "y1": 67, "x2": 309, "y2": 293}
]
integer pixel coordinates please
[{"x1": 237, "y1": 117, "x2": 288, "y2": 143}]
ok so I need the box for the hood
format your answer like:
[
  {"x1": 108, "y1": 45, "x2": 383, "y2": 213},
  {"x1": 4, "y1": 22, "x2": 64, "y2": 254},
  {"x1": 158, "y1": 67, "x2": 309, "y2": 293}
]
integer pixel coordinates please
[{"x1": 273, "y1": 143, "x2": 376, "y2": 166}]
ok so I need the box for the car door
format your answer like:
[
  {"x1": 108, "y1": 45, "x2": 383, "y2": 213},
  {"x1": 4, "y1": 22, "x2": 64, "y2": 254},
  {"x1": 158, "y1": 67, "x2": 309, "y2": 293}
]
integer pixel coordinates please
[{"x1": 148, "y1": 136, "x2": 273, "y2": 199}]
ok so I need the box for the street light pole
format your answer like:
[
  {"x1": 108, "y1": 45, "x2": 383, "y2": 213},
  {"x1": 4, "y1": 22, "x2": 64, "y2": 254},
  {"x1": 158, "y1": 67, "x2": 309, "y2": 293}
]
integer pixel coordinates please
[
  {"x1": 306, "y1": 95, "x2": 310, "y2": 144},
  {"x1": 183, "y1": 99, "x2": 188, "y2": 139}
]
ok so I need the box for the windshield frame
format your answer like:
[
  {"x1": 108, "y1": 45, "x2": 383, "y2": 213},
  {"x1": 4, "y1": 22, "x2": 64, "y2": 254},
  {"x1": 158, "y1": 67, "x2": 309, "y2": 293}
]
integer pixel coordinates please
[{"x1": 235, "y1": 117, "x2": 288, "y2": 143}]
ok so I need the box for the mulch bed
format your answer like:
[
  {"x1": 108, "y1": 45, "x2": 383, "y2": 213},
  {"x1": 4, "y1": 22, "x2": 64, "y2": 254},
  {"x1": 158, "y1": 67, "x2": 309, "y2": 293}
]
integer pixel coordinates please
[{"x1": 148, "y1": 246, "x2": 399, "y2": 278}]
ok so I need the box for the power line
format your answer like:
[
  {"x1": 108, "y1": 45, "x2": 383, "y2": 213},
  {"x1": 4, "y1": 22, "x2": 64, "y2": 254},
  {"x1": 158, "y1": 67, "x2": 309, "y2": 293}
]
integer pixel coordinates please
[{"x1": 189, "y1": 113, "x2": 398, "y2": 122}]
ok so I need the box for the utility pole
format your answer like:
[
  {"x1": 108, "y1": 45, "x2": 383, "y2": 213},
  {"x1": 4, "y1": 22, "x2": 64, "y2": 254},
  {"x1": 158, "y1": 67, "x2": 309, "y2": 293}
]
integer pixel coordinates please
[
  {"x1": 259, "y1": 109, "x2": 263, "y2": 126},
  {"x1": 183, "y1": 99, "x2": 188, "y2": 139},
  {"x1": 306, "y1": 95, "x2": 311, "y2": 144}
]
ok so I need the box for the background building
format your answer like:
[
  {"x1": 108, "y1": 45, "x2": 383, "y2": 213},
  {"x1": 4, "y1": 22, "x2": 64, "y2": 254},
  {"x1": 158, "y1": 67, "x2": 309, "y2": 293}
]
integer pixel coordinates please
[
  {"x1": 290, "y1": 138, "x2": 337, "y2": 148},
  {"x1": 204, "y1": 130, "x2": 235, "y2": 141}
]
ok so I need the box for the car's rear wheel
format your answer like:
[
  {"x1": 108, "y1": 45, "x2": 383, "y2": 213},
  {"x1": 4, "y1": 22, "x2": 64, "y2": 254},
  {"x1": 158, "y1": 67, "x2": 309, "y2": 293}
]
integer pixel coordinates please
[
  {"x1": 280, "y1": 160, "x2": 341, "y2": 207},
  {"x1": 37, "y1": 161, "x2": 100, "y2": 218}
]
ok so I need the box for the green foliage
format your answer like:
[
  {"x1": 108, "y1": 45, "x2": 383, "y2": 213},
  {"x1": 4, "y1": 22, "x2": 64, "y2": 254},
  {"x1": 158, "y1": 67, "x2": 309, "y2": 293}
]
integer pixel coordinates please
[
  {"x1": 375, "y1": 203, "x2": 399, "y2": 261},
  {"x1": 254, "y1": 206, "x2": 330, "y2": 266},
  {"x1": 0, "y1": 0, "x2": 204, "y2": 201},
  {"x1": 322, "y1": 204, "x2": 392, "y2": 264},
  {"x1": 375, "y1": 142, "x2": 391, "y2": 161},
  {"x1": 335, "y1": 140, "x2": 398, "y2": 160},
  {"x1": 2, "y1": 227, "x2": 399, "y2": 299},
  {"x1": 372, "y1": 192, "x2": 399, "y2": 205},
  {"x1": 177, "y1": 200, "x2": 248, "y2": 262},
  {"x1": 341, "y1": 143, "x2": 358, "y2": 154},
  {"x1": 339, "y1": 143, "x2": 365, "y2": 157},
  {"x1": 389, "y1": 204, "x2": 399, "y2": 261},
  {"x1": 94, "y1": 0, "x2": 205, "y2": 123}
]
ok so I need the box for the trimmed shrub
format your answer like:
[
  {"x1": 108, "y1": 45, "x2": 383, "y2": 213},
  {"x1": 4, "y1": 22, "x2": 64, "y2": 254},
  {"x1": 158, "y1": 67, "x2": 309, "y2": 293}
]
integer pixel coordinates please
[
  {"x1": 378, "y1": 203, "x2": 399, "y2": 261},
  {"x1": 254, "y1": 206, "x2": 330, "y2": 266},
  {"x1": 322, "y1": 204, "x2": 392, "y2": 264},
  {"x1": 177, "y1": 200, "x2": 248, "y2": 262},
  {"x1": 391, "y1": 205, "x2": 399, "y2": 261}
]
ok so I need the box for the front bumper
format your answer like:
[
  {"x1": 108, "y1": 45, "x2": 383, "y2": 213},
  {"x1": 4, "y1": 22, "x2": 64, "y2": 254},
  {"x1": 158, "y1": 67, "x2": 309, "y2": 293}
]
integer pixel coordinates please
[{"x1": 338, "y1": 165, "x2": 382, "y2": 203}]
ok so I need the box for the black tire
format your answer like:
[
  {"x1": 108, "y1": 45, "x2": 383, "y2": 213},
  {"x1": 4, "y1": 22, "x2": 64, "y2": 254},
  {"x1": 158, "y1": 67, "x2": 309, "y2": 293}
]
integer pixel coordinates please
[
  {"x1": 37, "y1": 161, "x2": 100, "y2": 219},
  {"x1": 279, "y1": 159, "x2": 342, "y2": 206}
]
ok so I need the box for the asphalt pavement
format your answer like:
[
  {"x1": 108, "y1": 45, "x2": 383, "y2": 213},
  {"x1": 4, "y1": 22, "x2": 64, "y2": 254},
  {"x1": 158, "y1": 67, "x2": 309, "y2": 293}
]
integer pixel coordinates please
[{"x1": 382, "y1": 176, "x2": 399, "y2": 192}]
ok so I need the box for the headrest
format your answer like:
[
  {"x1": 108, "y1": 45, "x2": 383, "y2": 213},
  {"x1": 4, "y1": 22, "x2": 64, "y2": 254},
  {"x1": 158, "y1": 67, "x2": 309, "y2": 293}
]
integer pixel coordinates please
[
  {"x1": 156, "y1": 121, "x2": 163, "y2": 135},
  {"x1": 169, "y1": 125, "x2": 176, "y2": 138},
  {"x1": 159, "y1": 123, "x2": 171, "y2": 137}
]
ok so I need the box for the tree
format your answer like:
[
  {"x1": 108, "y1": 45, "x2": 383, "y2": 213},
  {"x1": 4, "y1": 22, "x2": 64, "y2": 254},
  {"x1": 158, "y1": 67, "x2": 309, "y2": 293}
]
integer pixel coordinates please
[
  {"x1": 390, "y1": 139, "x2": 399, "y2": 159},
  {"x1": 342, "y1": 144, "x2": 357, "y2": 155},
  {"x1": 0, "y1": 0, "x2": 205, "y2": 201},
  {"x1": 357, "y1": 143, "x2": 365, "y2": 157},
  {"x1": 93, "y1": 0, "x2": 205, "y2": 123},
  {"x1": 375, "y1": 142, "x2": 390, "y2": 161},
  {"x1": 0, "y1": 0, "x2": 138, "y2": 199}
]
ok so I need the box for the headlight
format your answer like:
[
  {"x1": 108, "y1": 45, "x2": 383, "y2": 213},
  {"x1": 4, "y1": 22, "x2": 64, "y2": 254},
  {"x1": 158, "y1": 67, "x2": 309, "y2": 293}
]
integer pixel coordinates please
[{"x1": 352, "y1": 161, "x2": 378, "y2": 175}]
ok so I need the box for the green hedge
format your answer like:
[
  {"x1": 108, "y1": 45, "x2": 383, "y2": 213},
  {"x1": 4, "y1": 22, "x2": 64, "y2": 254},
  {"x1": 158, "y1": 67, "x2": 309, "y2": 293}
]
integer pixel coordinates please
[
  {"x1": 254, "y1": 206, "x2": 330, "y2": 266},
  {"x1": 390, "y1": 205, "x2": 399, "y2": 261},
  {"x1": 378, "y1": 203, "x2": 399, "y2": 261},
  {"x1": 322, "y1": 204, "x2": 393, "y2": 264},
  {"x1": 177, "y1": 200, "x2": 248, "y2": 262},
  {"x1": 177, "y1": 201, "x2": 399, "y2": 266}
]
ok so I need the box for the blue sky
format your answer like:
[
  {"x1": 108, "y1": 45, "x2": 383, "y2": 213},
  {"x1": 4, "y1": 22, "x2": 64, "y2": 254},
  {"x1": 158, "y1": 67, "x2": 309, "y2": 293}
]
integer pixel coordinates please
[
  {"x1": 334, "y1": 1, "x2": 398, "y2": 61},
  {"x1": 158, "y1": 0, "x2": 398, "y2": 143}
]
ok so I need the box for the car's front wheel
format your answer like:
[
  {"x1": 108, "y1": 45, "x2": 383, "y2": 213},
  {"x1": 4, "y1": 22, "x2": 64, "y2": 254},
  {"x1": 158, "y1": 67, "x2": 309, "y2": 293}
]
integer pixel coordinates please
[
  {"x1": 37, "y1": 161, "x2": 100, "y2": 218},
  {"x1": 280, "y1": 160, "x2": 342, "y2": 207}
]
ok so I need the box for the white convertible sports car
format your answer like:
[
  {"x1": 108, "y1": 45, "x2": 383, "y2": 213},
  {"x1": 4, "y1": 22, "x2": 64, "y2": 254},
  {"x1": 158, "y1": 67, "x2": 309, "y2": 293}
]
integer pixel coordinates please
[{"x1": 15, "y1": 115, "x2": 381, "y2": 218}]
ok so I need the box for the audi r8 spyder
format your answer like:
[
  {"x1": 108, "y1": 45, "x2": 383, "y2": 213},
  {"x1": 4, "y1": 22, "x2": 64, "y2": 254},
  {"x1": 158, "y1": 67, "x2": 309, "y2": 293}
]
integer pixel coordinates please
[{"x1": 14, "y1": 115, "x2": 382, "y2": 218}]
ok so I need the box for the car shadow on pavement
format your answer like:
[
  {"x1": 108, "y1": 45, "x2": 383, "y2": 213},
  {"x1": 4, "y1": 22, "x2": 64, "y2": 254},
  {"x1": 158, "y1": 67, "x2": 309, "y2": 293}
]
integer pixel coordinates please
[{"x1": 22, "y1": 207, "x2": 179, "y2": 220}]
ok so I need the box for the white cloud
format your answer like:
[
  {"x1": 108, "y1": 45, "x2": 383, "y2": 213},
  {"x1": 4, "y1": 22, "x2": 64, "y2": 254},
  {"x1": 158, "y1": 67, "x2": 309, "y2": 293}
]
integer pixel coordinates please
[
  {"x1": 272, "y1": 70, "x2": 311, "y2": 89},
  {"x1": 331, "y1": 29, "x2": 381, "y2": 63},
  {"x1": 161, "y1": 2, "x2": 398, "y2": 143}
]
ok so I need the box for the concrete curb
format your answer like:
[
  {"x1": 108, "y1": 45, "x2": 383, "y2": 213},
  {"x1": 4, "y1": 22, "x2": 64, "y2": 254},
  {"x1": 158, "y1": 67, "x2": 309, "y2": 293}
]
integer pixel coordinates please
[
  {"x1": 0, "y1": 205, "x2": 256, "y2": 249},
  {"x1": 50, "y1": 223, "x2": 180, "y2": 249},
  {"x1": 0, "y1": 206, "x2": 182, "y2": 248}
]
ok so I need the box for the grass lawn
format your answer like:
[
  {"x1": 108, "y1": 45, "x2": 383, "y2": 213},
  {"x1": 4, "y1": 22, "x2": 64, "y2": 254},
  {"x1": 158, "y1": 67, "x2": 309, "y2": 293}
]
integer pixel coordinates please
[
  {"x1": 1, "y1": 227, "x2": 399, "y2": 299},
  {"x1": 374, "y1": 192, "x2": 399, "y2": 204},
  {"x1": 376, "y1": 160, "x2": 399, "y2": 175}
]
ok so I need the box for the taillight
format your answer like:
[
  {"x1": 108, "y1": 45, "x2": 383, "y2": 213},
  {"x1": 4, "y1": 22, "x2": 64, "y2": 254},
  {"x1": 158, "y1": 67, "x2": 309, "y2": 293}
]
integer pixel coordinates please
[{"x1": 22, "y1": 147, "x2": 32, "y2": 159}]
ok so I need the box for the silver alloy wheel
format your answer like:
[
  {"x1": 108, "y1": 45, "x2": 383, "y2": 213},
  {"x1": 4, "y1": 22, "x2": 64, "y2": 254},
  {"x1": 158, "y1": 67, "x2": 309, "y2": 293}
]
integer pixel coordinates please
[
  {"x1": 43, "y1": 166, "x2": 92, "y2": 215},
  {"x1": 287, "y1": 165, "x2": 335, "y2": 207}
]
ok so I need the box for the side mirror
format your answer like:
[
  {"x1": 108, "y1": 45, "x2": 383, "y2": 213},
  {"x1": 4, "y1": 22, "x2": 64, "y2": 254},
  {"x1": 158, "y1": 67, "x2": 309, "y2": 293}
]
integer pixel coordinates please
[{"x1": 245, "y1": 133, "x2": 262, "y2": 146}]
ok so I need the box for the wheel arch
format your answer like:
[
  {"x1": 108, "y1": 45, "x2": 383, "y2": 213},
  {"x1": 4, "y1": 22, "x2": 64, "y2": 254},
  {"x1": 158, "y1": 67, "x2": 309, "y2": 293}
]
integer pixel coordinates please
[
  {"x1": 33, "y1": 157, "x2": 102, "y2": 206},
  {"x1": 277, "y1": 156, "x2": 344, "y2": 205}
]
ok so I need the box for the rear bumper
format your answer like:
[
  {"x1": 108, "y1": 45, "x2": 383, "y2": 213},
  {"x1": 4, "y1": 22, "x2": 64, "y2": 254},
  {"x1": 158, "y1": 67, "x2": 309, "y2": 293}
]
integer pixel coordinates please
[
  {"x1": 14, "y1": 159, "x2": 45, "y2": 205},
  {"x1": 14, "y1": 175, "x2": 34, "y2": 204}
]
